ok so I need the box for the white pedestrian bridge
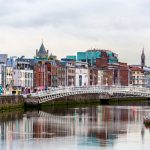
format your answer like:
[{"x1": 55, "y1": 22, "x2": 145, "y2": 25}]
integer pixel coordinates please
[{"x1": 27, "y1": 85, "x2": 150, "y2": 104}]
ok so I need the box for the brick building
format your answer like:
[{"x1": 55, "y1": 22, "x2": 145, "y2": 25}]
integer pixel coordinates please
[
  {"x1": 119, "y1": 62, "x2": 129, "y2": 86},
  {"x1": 33, "y1": 61, "x2": 51, "y2": 90},
  {"x1": 96, "y1": 51, "x2": 109, "y2": 69},
  {"x1": 34, "y1": 43, "x2": 50, "y2": 89},
  {"x1": 57, "y1": 62, "x2": 66, "y2": 87}
]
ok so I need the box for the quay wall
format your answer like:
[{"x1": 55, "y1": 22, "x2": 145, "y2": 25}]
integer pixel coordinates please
[
  {"x1": 38, "y1": 94, "x2": 149, "y2": 106},
  {"x1": 0, "y1": 95, "x2": 24, "y2": 111},
  {"x1": 0, "y1": 93, "x2": 149, "y2": 111},
  {"x1": 40, "y1": 93, "x2": 111, "y2": 106}
]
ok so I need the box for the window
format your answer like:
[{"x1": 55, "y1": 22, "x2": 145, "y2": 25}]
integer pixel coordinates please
[
  {"x1": 25, "y1": 72, "x2": 27, "y2": 78},
  {"x1": 25, "y1": 80, "x2": 27, "y2": 87},
  {"x1": 132, "y1": 76, "x2": 135, "y2": 80},
  {"x1": 79, "y1": 75, "x2": 82, "y2": 86}
]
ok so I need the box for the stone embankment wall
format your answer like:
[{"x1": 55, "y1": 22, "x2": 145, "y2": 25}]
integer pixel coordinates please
[
  {"x1": 0, "y1": 95, "x2": 24, "y2": 111},
  {"x1": 41, "y1": 93, "x2": 111, "y2": 106}
]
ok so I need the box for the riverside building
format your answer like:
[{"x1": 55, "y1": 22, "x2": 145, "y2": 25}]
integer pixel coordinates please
[
  {"x1": 61, "y1": 58, "x2": 76, "y2": 86},
  {"x1": 75, "y1": 61, "x2": 88, "y2": 86},
  {"x1": 13, "y1": 57, "x2": 34, "y2": 93}
]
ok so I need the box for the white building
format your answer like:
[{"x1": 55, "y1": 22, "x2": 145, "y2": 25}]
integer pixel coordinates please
[
  {"x1": 130, "y1": 66, "x2": 145, "y2": 87},
  {"x1": 6, "y1": 66, "x2": 13, "y2": 86},
  {"x1": 13, "y1": 69, "x2": 33, "y2": 89},
  {"x1": 63, "y1": 60, "x2": 76, "y2": 86},
  {"x1": 75, "y1": 61, "x2": 89, "y2": 86}
]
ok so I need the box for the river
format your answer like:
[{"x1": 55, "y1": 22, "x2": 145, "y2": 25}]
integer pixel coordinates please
[{"x1": 0, "y1": 101, "x2": 150, "y2": 150}]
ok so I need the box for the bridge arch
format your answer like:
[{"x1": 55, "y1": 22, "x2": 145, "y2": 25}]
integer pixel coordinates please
[{"x1": 28, "y1": 86, "x2": 150, "y2": 104}]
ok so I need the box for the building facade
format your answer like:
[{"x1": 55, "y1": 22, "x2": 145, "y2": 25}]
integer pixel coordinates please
[
  {"x1": 0, "y1": 64, "x2": 6, "y2": 88},
  {"x1": 77, "y1": 49, "x2": 118, "y2": 67},
  {"x1": 119, "y1": 62, "x2": 129, "y2": 86},
  {"x1": 6, "y1": 66, "x2": 13, "y2": 88},
  {"x1": 33, "y1": 61, "x2": 50, "y2": 90},
  {"x1": 61, "y1": 59, "x2": 76, "y2": 86},
  {"x1": 50, "y1": 61, "x2": 58, "y2": 87},
  {"x1": 13, "y1": 69, "x2": 33, "y2": 93},
  {"x1": 129, "y1": 66, "x2": 145, "y2": 86},
  {"x1": 97, "y1": 70, "x2": 104, "y2": 85},
  {"x1": 75, "y1": 61, "x2": 88, "y2": 86},
  {"x1": 34, "y1": 43, "x2": 50, "y2": 89},
  {"x1": 88, "y1": 67, "x2": 98, "y2": 85},
  {"x1": 57, "y1": 62, "x2": 65, "y2": 87}
]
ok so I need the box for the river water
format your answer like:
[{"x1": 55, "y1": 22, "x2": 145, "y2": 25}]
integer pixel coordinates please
[{"x1": 1, "y1": 102, "x2": 150, "y2": 150}]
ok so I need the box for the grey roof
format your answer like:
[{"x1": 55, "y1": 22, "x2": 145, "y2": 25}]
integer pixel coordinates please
[
  {"x1": 38, "y1": 43, "x2": 47, "y2": 54},
  {"x1": 143, "y1": 67, "x2": 150, "y2": 72}
]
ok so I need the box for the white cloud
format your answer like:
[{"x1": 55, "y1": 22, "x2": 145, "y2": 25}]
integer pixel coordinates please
[{"x1": 0, "y1": 0, "x2": 150, "y2": 65}]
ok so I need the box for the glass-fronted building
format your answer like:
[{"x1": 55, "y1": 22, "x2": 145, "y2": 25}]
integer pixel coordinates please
[{"x1": 77, "y1": 50, "x2": 118, "y2": 66}]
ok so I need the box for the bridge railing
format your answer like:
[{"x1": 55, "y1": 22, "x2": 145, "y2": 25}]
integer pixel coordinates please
[{"x1": 30, "y1": 85, "x2": 150, "y2": 98}]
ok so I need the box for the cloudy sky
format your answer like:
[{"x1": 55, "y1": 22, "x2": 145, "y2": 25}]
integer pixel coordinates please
[{"x1": 0, "y1": 0, "x2": 150, "y2": 65}]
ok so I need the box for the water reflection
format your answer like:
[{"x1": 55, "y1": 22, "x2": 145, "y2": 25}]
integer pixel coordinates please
[{"x1": 0, "y1": 105, "x2": 150, "y2": 150}]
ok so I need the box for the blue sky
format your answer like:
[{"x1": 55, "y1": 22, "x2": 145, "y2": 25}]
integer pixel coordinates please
[{"x1": 0, "y1": 0, "x2": 150, "y2": 65}]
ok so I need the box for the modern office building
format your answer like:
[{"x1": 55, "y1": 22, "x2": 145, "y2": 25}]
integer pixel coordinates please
[{"x1": 77, "y1": 49, "x2": 118, "y2": 67}]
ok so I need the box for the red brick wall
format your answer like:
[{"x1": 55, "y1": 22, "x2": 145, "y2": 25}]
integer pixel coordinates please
[
  {"x1": 96, "y1": 58, "x2": 108, "y2": 68},
  {"x1": 119, "y1": 62, "x2": 129, "y2": 86},
  {"x1": 33, "y1": 61, "x2": 51, "y2": 88}
]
